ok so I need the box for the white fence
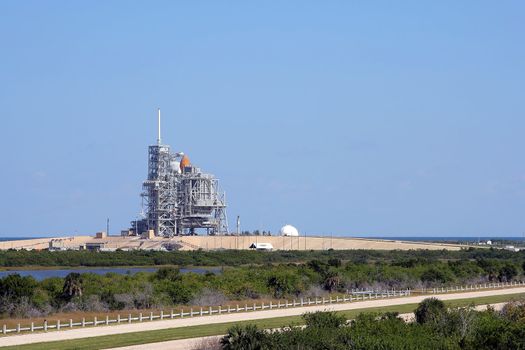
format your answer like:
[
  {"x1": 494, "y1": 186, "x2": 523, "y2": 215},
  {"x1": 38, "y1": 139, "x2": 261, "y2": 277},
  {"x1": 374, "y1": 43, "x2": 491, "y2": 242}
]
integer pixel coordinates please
[
  {"x1": 425, "y1": 280, "x2": 524, "y2": 294},
  {"x1": 2, "y1": 280, "x2": 524, "y2": 335},
  {"x1": 1, "y1": 290, "x2": 411, "y2": 335}
]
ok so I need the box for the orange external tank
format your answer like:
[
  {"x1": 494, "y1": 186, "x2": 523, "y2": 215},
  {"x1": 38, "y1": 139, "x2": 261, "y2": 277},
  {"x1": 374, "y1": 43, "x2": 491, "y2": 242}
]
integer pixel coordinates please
[{"x1": 180, "y1": 154, "x2": 191, "y2": 171}]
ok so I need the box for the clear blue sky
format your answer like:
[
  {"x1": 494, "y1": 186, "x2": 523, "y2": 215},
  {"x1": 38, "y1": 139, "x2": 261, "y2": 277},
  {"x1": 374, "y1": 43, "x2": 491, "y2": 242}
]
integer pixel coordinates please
[{"x1": 1, "y1": 1, "x2": 524, "y2": 238}]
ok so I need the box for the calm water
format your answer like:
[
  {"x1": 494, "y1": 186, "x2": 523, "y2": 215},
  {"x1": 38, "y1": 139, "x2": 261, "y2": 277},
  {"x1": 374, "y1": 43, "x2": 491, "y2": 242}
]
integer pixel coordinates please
[
  {"x1": 0, "y1": 267, "x2": 220, "y2": 281},
  {"x1": 0, "y1": 237, "x2": 49, "y2": 242},
  {"x1": 356, "y1": 236, "x2": 525, "y2": 242}
]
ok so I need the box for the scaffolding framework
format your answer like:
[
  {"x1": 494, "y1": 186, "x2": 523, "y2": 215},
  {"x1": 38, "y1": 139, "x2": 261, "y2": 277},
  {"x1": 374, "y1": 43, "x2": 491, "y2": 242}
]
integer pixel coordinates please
[{"x1": 134, "y1": 111, "x2": 228, "y2": 237}]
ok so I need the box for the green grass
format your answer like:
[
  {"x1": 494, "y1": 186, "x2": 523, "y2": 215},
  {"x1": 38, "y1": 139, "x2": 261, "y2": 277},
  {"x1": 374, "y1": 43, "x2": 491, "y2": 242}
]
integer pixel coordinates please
[{"x1": 2, "y1": 293, "x2": 524, "y2": 350}]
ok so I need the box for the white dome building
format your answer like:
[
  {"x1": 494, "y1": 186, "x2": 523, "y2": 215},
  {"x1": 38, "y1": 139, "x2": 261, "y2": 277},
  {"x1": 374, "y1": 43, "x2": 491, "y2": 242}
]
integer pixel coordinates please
[{"x1": 280, "y1": 224, "x2": 299, "y2": 237}]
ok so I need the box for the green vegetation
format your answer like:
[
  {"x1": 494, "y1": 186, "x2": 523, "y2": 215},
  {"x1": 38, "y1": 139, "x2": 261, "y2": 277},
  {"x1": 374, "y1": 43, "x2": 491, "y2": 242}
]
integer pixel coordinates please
[
  {"x1": 221, "y1": 300, "x2": 525, "y2": 350},
  {"x1": 1, "y1": 248, "x2": 524, "y2": 320},
  {"x1": 0, "y1": 247, "x2": 524, "y2": 268},
  {"x1": 2, "y1": 295, "x2": 524, "y2": 350}
]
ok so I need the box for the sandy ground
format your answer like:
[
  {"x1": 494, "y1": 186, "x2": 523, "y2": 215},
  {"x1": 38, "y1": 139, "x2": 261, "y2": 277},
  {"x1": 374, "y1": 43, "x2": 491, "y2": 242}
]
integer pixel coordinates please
[
  {"x1": 0, "y1": 235, "x2": 464, "y2": 251},
  {"x1": 108, "y1": 303, "x2": 508, "y2": 350},
  {"x1": 1, "y1": 287, "x2": 523, "y2": 348}
]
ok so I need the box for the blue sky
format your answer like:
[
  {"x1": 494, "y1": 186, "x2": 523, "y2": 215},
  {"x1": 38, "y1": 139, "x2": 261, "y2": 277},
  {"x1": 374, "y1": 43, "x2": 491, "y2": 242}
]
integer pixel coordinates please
[{"x1": 1, "y1": 1, "x2": 524, "y2": 237}]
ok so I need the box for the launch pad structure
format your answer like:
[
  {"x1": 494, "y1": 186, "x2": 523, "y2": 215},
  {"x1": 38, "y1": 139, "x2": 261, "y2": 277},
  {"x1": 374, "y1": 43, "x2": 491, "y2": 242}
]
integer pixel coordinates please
[{"x1": 134, "y1": 109, "x2": 228, "y2": 237}]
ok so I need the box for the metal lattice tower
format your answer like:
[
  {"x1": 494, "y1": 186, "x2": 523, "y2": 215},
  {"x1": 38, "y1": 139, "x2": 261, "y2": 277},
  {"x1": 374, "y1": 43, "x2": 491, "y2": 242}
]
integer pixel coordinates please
[{"x1": 134, "y1": 109, "x2": 228, "y2": 237}]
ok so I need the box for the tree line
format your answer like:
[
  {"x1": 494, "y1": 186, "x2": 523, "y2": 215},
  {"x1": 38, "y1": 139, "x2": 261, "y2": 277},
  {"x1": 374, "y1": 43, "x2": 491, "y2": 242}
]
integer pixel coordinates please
[
  {"x1": 0, "y1": 247, "x2": 523, "y2": 268},
  {"x1": 0, "y1": 251, "x2": 524, "y2": 320}
]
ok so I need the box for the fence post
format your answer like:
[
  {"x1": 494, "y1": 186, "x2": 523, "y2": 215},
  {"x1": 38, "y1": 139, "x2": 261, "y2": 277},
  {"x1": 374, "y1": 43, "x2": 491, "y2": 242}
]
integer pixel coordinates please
[
  {"x1": 160, "y1": 310, "x2": 163, "y2": 320},
  {"x1": 170, "y1": 309, "x2": 174, "y2": 319},
  {"x1": 3, "y1": 324, "x2": 6, "y2": 334},
  {"x1": 301, "y1": 298, "x2": 304, "y2": 306},
  {"x1": 149, "y1": 312, "x2": 153, "y2": 321},
  {"x1": 210, "y1": 306, "x2": 213, "y2": 315},
  {"x1": 253, "y1": 303, "x2": 256, "y2": 311},
  {"x1": 236, "y1": 304, "x2": 240, "y2": 312},
  {"x1": 244, "y1": 304, "x2": 248, "y2": 312},
  {"x1": 181, "y1": 308, "x2": 184, "y2": 318},
  {"x1": 70, "y1": 318, "x2": 73, "y2": 328},
  {"x1": 285, "y1": 300, "x2": 289, "y2": 308},
  {"x1": 17, "y1": 323, "x2": 21, "y2": 333},
  {"x1": 94, "y1": 317, "x2": 97, "y2": 327},
  {"x1": 228, "y1": 305, "x2": 231, "y2": 313},
  {"x1": 107, "y1": 315, "x2": 110, "y2": 325},
  {"x1": 278, "y1": 301, "x2": 281, "y2": 308},
  {"x1": 219, "y1": 306, "x2": 222, "y2": 314},
  {"x1": 269, "y1": 301, "x2": 273, "y2": 309},
  {"x1": 190, "y1": 308, "x2": 193, "y2": 317},
  {"x1": 200, "y1": 307, "x2": 203, "y2": 316},
  {"x1": 31, "y1": 322, "x2": 35, "y2": 332},
  {"x1": 128, "y1": 314, "x2": 132, "y2": 324},
  {"x1": 82, "y1": 318, "x2": 85, "y2": 327}
]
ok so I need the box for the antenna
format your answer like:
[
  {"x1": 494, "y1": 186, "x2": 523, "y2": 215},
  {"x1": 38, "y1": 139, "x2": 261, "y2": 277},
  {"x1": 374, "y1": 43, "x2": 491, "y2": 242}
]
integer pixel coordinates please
[{"x1": 157, "y1": 108, "x2": 162, "y2": 145}]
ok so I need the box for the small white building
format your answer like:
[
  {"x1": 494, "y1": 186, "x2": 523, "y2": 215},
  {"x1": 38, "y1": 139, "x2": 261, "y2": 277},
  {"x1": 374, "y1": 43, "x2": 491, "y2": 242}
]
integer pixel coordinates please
[{"x1": 249, "y1": 242, "x2": 274, "y2": 251}]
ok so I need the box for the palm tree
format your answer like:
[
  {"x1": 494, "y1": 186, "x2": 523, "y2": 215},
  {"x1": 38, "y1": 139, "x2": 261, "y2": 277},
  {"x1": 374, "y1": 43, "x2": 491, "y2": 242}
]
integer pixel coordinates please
[
  {"x1": 323, "y1": 271, "x2": 341, "y2": 292},
  {"x1": 62, "y1": 273, "x2": 83, "y2": 300},
  {"x1": 220, "y1": 324, "x2": 266, "y2": 350}
]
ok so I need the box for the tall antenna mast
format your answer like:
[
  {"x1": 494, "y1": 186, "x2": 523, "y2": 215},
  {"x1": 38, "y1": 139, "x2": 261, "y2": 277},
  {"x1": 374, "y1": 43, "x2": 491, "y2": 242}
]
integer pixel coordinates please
[{"x1": 157, "y1": 108, "x2": 162, "y2": 145}]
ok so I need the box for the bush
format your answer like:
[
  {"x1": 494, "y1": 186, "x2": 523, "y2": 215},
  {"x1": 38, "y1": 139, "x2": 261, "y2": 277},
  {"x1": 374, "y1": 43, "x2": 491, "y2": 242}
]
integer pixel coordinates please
[
  {"x1": 0, "y1": 274, "x2": 37, "y2": 302},
  {"x1": 267, "y1": 272, "x2": 301, "y2": 298},
  {"x1": 155, "y1": 267, "x2": 181, "y2": 281},
  {"x1": 414, "y1": 298, "x2": 446, "y2": 325},
  {"x1": 303, "y1": 310, "x2": 346, "y2": 328},
  {"x1": 421, "y1": 268, "x2": 454, "y2": 285},
  {"x1": 221, "y1": 324, "x2": 267, "y2": 350},
  {"x1": 190, "y1": 288, "x2": 228, "y2": 306}
]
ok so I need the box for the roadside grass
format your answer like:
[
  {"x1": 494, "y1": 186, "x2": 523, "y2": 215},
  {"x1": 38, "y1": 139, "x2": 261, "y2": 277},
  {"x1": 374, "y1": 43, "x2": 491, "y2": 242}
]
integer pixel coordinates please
[
  {"x1": 1, "y1": 297, "x2": 305, "y2": 329},
  {"x1": 3, "y1": 286, "x2": 520, "y2": 329},
  {"x1": 2, "y1": 293, "x2": 523, "y2": 350}
]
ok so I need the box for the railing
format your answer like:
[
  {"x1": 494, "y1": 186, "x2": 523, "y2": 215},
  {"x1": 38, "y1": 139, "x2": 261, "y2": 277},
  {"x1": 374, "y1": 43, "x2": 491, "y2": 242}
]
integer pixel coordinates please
[
  {"x1": 425, "y1": 280, "x2": 524, "y2": 294},
  {"x1": 2, "y1": 280, "x2": 524, "y2": 335}
]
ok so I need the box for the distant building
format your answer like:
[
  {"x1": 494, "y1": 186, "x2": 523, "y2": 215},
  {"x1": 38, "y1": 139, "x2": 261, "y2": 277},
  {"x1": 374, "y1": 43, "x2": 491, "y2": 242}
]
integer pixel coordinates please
[
  {"x1": 280, "y1": 225, "x2": 299, "y2": 237},
  {"x1": 249, "y1": 242, "x2": 274, "y2": 251}
]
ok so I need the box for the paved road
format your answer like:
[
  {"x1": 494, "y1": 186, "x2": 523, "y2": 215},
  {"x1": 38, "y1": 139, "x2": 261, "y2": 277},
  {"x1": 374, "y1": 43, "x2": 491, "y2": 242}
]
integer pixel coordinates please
[
  {"x1": 108, "y1": 303, "x2": 508, "y2": 350},
  {"x1": 1, "y1": 288, "x2": 523, "y2": 348}
]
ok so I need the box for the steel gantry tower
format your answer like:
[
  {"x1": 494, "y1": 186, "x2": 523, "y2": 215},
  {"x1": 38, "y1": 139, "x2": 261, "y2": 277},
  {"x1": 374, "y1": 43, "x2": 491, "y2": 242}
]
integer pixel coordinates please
[{"x1": 135, "y1": 109, "x2": 228, "y2": 237}]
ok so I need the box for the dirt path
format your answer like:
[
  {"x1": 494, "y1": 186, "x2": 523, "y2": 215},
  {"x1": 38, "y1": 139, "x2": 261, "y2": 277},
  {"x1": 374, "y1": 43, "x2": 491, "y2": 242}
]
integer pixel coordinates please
[{"x1": 1, "y1": 288, "x2": 523, "y2": 348}]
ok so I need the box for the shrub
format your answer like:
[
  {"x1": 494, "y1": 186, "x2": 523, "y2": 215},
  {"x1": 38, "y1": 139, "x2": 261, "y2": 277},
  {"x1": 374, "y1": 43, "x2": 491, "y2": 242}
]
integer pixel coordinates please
[
  {"x1": 221, "y1": 324, "x2": 267, "y2": 350},
  {"x1": 414, "y1": 298, "x2": 446, "y2": 325},
  {"x1": 303, "y1": 310, "x2": 346, "y2": 329},
  {"x1": 190, "y1": 288, "x2": 228, "y2": 306}
]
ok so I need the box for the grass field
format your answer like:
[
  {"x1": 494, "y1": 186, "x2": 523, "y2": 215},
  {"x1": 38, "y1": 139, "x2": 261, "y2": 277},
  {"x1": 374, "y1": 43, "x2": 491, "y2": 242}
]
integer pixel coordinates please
[{"x1": 2, "y1": 293, "x2": 523, "y2": 350}]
